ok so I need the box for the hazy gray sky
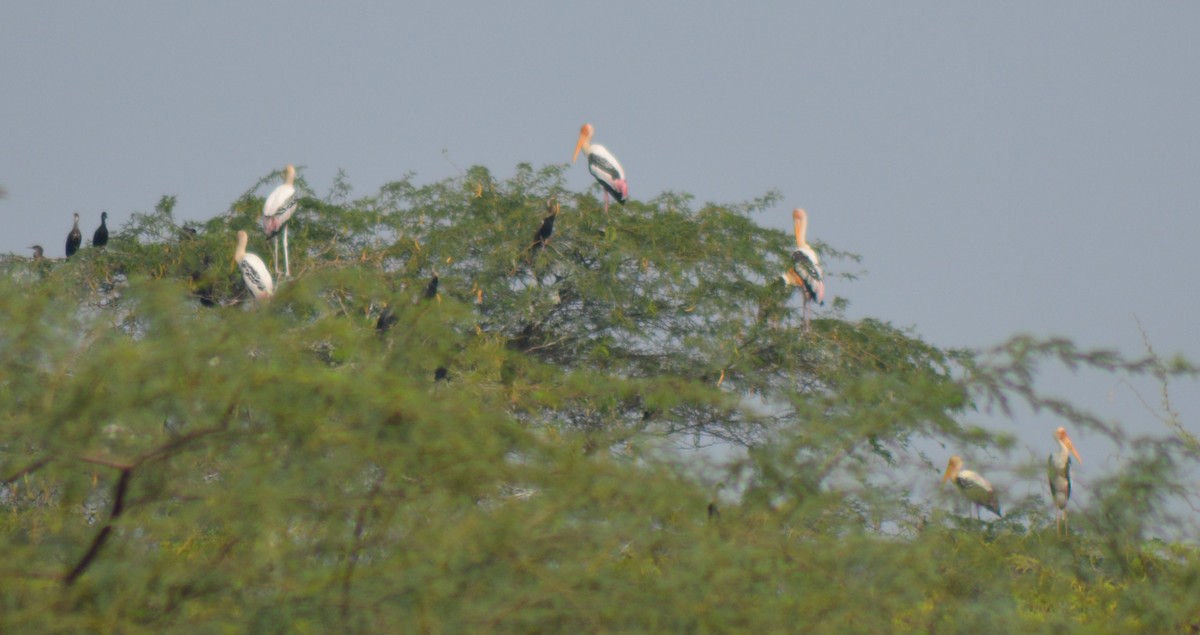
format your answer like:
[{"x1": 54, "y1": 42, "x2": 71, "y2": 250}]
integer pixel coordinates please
[{"x1": 3, "y1": 3, "x2": 1198, "y2": 498}]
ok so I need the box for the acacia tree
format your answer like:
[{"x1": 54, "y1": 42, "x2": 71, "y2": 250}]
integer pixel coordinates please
[{"x1": 1, "y1": 164, "x2": 1198, "y2": 632}]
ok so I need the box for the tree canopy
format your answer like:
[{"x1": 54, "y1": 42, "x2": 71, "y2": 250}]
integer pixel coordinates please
[{"x1": 2, "y1": 164, "x2": 1198, "y2": 632}]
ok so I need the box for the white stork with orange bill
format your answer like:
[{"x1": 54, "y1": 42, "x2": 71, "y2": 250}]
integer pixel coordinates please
[
  {"x1": 572, "y1": 123, "x2": 627, "y2": 213},
  {"x1": 1047, "y1": 426, "x2": 1082, "y2": 536},
  {"x1": 262, "y1": 164, "x2": 298, "y2": 278},
  {"x1": 942, "y1": 455, "x2": 1001, "y2": 519},
  {"x1": 234, "y1": 230, "x2": 274, "y2": 302},
  {"x1": 781, "y1": 208, "x2": 825, "y2": 329}
]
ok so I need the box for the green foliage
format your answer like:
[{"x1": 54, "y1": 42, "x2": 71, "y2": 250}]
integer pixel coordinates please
[{"x1": 1, "y1": 165, "x2": 1198, "y2": 632}]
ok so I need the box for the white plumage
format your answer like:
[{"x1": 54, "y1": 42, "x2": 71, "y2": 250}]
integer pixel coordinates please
[
  {"x1": 573, "y1": 123, "x2": 628, "y2": 213},
  {"x1": 235, "y1": 230, "x2": 274, "y2": 302},
  {"x1": 262, "y1": 164, "x2": 298, "y2": 278},
  {"x1": 781, "y1": 208, "x2": 825, "y2": 330},
  {"x1": 942, "y1": 455, "x2": 1001, "y2": 519}
]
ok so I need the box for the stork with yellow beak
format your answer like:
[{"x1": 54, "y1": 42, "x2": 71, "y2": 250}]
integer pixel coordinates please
[
  {"x1": 781, "y1": 208, "x2": 825, "y2": 330},
  {"x1": 1048, "y1": 426, "x2": 1082, "y2": 536},
  {"x1": 261, "y1": 164, "x2": 298, "y2": 278},
  {"x1": 234, "y1": 230, "x2": 274, "y2": 302},
  {"x1": 942, "y1": 455, "x2": 1001, "y2": 519},
  {"x1": 572, "y1": 123, "x2": 627, "y2": 213}
]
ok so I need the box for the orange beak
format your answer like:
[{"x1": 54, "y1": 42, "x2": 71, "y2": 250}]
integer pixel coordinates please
[
  {"x1": 1064, "y1": 433, "x2": 1082, "y2": 464},
  {"x1": 572, "y1": 124, "x2": 592, "y2": 163},
  {"x1": 941, "y1": 457, "x2": 961, "y2": 484}
]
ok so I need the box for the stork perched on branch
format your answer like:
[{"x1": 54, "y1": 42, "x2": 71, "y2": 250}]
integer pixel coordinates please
[
  {"x1": 1048, "y1": 426, "x2": 1082, "y2": 537},
  {"x1": 942, "y1": 455, "x2": 1001, "y2": 520},
  {"x1": 573, "y1": 123, "x2": 627, "y2": 213},
  {"x1": 262, "y1": 164, "x2": 298, "y2": 278},
  {"x1": 781, "y1": 208, "x2": 824, "y2": 330}
]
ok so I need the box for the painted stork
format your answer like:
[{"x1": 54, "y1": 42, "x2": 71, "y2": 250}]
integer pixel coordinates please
[
  {"x1": 780, "y1": 208, "x2": 825, "y2": 329},
  {"x1": 572, "y1": 124, "x2": 627, "y2": 213},
  {"x1": 942, "y1": 455, "x2": 1001, "y2": 519},
  {"x1": 92, "y1": 211, "x2": 109, "y2": 248},
  {"x1": 66, "y1": 213, "x2": 82, "y2": 258},
  {"x1": 1048, "y1": 426, "x2": 1082, "y2": 536},
  {"x1": 234, "y1": 230, "x2": 274, "y2": 302},
  {"x1": 261, "y1": 164, "x2": 298, "y2": 278}
]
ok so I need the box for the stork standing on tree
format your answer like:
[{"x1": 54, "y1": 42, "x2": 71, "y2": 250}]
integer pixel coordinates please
[
  {"x1": 942, "y1": 455, "x2": 1002, "y2": 520},
  {"x1": 234, "y1": 230, "x2": 274, "y2": 302},
  {"x1": 1048, "y1": 426, "x2": 1082, "y2": 537},
  {"x1": 572, "y1": 124, "x2": 627, "y2": 213},
  {"x1": 781, "y1": 208, "x2": 825, "y2": 329},
  {"x1": 261, "y1": 164, "x2": 298, "y2": 278}
]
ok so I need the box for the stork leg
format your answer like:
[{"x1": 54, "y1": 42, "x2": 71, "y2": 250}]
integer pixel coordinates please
[
  {"x1": 603, "y1": 190, "x2": 610, "y2": 215},
  {"x1": 283, "y1": 225, "x2": 290, "y2": 279},
  {"x1": 271, "y1": 234, "x2": 280, "y2": 275}
]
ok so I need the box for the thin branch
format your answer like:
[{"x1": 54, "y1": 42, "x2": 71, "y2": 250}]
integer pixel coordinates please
[
  {"x1": 340, "y1": 471, "x2": 385, "y2": 624},
  {"x1": 1, "y1": 456, "x2": 53, "y2": 485},
  {"x1": 64, "y1": 468, "x2": 131, "y2": 586}
]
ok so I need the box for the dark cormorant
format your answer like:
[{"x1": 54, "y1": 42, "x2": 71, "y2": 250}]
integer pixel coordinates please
[
  {"x1": 65, "y1": 213, "x2": 82, "y2": 258},
  {"x1": 92, "y1": 211, "x2": 109, "y2": 248}
]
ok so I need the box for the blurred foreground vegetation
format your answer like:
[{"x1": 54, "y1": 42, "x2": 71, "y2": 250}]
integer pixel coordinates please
[{"x1": 2, "y1": 164, "x2": 1199, "y2": 633}]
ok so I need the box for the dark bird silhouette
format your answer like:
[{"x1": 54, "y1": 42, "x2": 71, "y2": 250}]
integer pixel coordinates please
[
  {"x1": 423, "y1": 270, "x2": 439, "y2": 301},
  {"x1": 376, "y1": 306, "x2": 398, "y2": 335},
  {"x1": 30, "y1": 245, "x2": 44, "y2": 260},
  {"x1": 530, "y1": 198, "x2": 560, "y2": 253},
  {"x1": 379, "y1": 270, "x2": 439, "y2": 338},
  {"x1": 65, "y1": 213, "x2": 82, "y2": 258},
  {"x1": 92, "y1": 211, "x2": 109, "y2": 248},
  {"x1": 434, "y1": 366, "x2": 449, "y2": 381}
]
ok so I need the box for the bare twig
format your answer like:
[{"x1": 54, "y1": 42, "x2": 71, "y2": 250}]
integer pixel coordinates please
[{"x1": 1, "y1": 456, "x2": 53, "y2": 485}]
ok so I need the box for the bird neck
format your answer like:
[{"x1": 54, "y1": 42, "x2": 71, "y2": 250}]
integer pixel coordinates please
[{"x1": 794, "y1": 218, "x2": 807, "y2": 249}]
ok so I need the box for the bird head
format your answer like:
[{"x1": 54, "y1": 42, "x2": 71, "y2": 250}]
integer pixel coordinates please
[
  {"x1": 232, "y1": 230, "x2": 249, "y2": 269},
  {"x1": 942, "y1": 456, "x2": 964, "y2": 484},
  {"x1": 284, "y1": 164, "x2": 296, "y2": 185},
  {"x1": 792, "y1": 208, "x2": 809, "y2": 247},
  {"x1": 572, "y1": 123, "x2": 594, "y2": 163},
  {"x1": 1055, "y1": 427, "x2": 1082, "y2": 464}
]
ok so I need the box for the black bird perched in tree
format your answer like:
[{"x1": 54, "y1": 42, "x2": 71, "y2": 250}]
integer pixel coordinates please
[
  {"x1": 424, "y1": 269, "x2": 439, "y2": 301},
  {"x1": 65, "y1": 213, "x2": 82, "y2": 258},
  {"x1": 92, "y1": 211, "x2": 109, "y2": 248},
  {"x1": 530, "y1": 198, "x2": 560, "y2": 253},
  {"x1": 379, "y1": 269, "x2": 440, "y2": 337},
  {"x1": 376, "y1": 305, "x2": 398, "y2": 336},
  {"x1": 434, "y1": 366, "x2": 449, "y2": 382},
  {"x1": 29, "y1": 245, "x2": 44, "y2": 260}
]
